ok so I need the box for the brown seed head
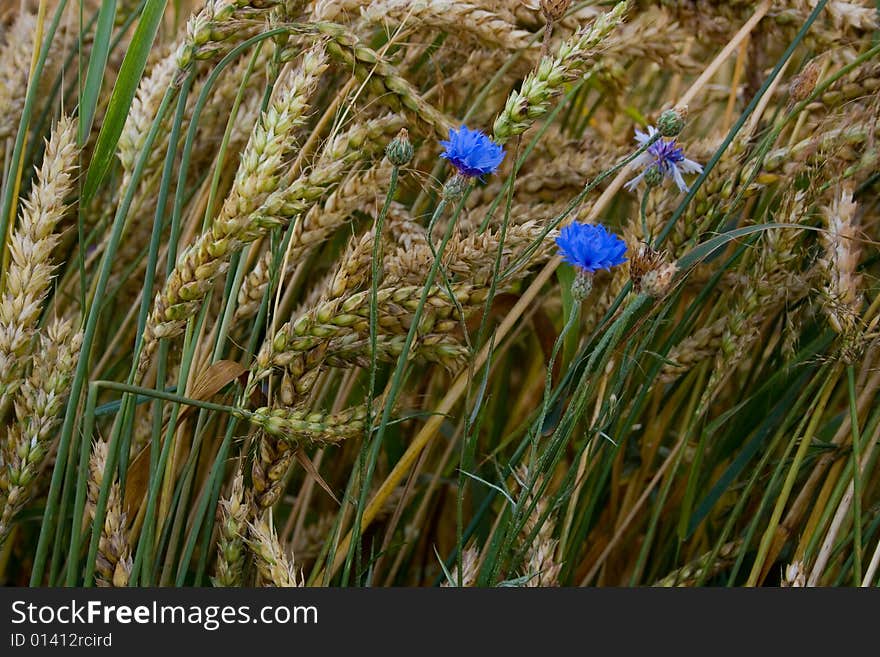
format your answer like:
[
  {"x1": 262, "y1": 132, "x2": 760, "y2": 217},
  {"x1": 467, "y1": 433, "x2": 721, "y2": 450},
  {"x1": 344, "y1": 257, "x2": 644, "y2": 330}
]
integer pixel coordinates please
[
  {"x1": 629, "y1": 244, "x2": 665, "y2": 290},
  {"x1": 540, "y1": 0, "x2": 572, "y2": 23},
  {"x1": 789, "y1": 60, "x2": 820, "y2": 104},
  {"x1": 641, "y1": 262, "x2": 678, "y2": 298}
]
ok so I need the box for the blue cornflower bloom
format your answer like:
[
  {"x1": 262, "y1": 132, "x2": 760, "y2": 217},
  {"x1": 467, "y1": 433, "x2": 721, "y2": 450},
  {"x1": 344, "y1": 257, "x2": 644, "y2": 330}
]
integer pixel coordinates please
[
  {"x1": 556, "y1": 222, "x2": 627, "y2": 274},
  {"x1": 439, "y1": 125, "x2": 505, "y2": 178},
  {"x1": 625, "y1": 126, "x2": 702, "y2": 193}
]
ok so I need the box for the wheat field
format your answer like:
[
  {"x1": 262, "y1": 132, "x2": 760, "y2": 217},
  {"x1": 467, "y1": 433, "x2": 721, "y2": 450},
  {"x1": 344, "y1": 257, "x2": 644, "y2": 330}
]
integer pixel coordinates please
[{"x1": 0, "y1": 0, "x2": 878, "y2": 587}]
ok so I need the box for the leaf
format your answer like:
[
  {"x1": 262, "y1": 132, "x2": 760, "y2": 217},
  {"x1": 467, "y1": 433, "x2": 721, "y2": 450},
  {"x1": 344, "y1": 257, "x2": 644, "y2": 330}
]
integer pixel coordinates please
[
  {"x1": 295, "y1": 450, "x2": 340, "y2": 505},
  {"x1": 676, "y1": 223, "x2": 798, "y2": 271},
  {"x1": 81, "y1": 0, "x2": 169, "y2": 204},
  {"x1": 684, "y1": 333, "x2": 833, "y2": 537},
  {"x1": 176, "y1": 360, "x2": 248, "y2": 426},
  {"x1": 458, "y1": 469, "x2": 515, "y2": 506},
  {"x1": 124, "y1": 360, "x2": 246, "y2": 514},
  {"x1": 79, "y1": 0, "x2": 118, "y2": 143},
  {"x1": 189, "y1": 360, "x2": 249, "y2": 400},
  {"x1": 434, "y1": 545, "x2": 458, "y2": 586},
  {"x1": 496, "y1": 573, "x2": 535, "y2": 587},
  {"x1": 123, "y1": 447, "x2": 151, "y2": 518}
]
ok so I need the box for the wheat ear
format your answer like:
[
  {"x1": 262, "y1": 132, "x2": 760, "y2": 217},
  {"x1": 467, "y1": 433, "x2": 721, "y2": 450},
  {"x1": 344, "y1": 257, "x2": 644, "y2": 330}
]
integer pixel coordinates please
[
  {"x1": 87, "y1": 439, "x2": 132, "y2": 587},
  {"x1": 0, "y1": 319, "x2": 82, "y2": 544},
  {"x1": 138, "y1": 44, "x2": 328, "y2": 376},
  {"x1": 212, "y1": 470, "x2": 250, "y2": 587},
  {"x1": 247, "y1": 515, "x2": 303, "y2": 586},
  {"x1": 0, "y1": 116, "x2": 78, "y2": 412}
]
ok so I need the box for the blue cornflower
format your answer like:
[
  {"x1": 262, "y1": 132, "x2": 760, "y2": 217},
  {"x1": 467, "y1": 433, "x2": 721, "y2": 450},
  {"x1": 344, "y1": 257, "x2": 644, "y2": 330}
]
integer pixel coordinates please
[
  {"x1": 556, "y1": 222, "x2": 627, "y2": 274},
  {"x1": 439, "y1": 125, "x2": 505, "y2": 178},
  {"x1": 625, "y1": 126, "x2": 702, "y2": 193}
]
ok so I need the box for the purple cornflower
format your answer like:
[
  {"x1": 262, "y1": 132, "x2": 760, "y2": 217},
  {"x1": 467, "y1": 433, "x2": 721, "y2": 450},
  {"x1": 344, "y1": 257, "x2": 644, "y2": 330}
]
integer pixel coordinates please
[
  {"x1": 556, "y1": 222, "x2": 627, "y2": 274},
  {"x1": 439, "y1": 125, "x2": 505, "y2": 178},
  {"x1": 625, "y1": 126, "x2": 702, "y2": 193}
]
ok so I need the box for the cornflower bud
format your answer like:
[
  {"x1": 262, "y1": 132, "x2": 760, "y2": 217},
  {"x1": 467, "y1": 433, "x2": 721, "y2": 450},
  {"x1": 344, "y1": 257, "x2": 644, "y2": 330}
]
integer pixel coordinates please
[{"x1": 386, "y1": 128, "x2": 414, "y2": 167}]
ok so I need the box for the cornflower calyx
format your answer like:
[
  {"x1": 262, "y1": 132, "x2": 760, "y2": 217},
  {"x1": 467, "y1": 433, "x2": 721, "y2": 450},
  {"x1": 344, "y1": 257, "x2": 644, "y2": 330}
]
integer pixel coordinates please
[
  {"x1": 571, "y1": 269, "x2": 593, "y2": 302},
  {"x1": 644, "y1": 165, "x2": 665, "y2": 187},
  {"x1": 442, "y1": 173, "x2": 470, "y2": 200},
  {"x1": 625, "y1": 126, "x2": 702, "y2": 193},
  {"x1": 657, "y1": 107, "x2": 687, "y2": 138},
  {"x1": 387, "y1": 128, "x2": 414, "y2": 167}
]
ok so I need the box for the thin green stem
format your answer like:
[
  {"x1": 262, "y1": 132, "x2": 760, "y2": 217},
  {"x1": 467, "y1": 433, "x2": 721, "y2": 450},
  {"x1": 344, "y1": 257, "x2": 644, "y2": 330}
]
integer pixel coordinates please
[{"x1": 367, "y1": 166, "x2": 401, "y2": 428}]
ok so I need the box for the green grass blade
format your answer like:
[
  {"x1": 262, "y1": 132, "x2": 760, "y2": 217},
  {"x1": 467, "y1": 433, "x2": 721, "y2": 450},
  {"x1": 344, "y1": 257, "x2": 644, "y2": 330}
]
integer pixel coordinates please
[
  {"x1": 78, "y1": 0, "x2": 118, "y2": 143},
  {"x1": 80, "y1": 0, "x2": 168, "y2": 205}
]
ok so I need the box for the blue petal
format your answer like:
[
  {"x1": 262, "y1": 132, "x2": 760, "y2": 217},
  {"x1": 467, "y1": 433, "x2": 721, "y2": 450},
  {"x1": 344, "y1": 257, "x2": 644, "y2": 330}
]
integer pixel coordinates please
[
  {"x1": 556, "y1": 222, "x2": 627, "y2": 273},
  {"x1": 439, "y1": 125, "x2": 505, "y2": 177}
]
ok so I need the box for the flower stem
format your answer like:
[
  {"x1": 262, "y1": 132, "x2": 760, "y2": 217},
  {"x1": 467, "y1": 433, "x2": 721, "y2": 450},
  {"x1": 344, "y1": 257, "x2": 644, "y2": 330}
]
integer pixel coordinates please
[
  {"x1": 535, "y1": 299, "x2": 582, "y2": 444},
  {"x1": 367, "y1": 166, "x2": 400, "y2": 433},
  {"x1": 340, "y1": 162, "x2": 400, "y2": 584}
]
